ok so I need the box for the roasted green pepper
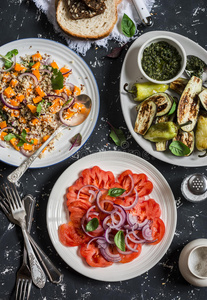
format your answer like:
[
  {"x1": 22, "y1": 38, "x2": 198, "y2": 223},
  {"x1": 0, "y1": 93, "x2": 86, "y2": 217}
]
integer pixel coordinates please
[
  {"x1": 144, "y1": 122, "x2": 178, "y2": 142},
  {"x1": 124, "y1": 82, "x2": 169, "y2": 102}
]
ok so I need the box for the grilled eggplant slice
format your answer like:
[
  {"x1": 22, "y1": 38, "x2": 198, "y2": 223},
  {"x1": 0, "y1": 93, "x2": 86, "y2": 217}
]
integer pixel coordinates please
[
  {"x1": 170, "y1": 77, "x2": 188, "y2": 95},
  {"x1": 134, "y1": 100, "x2": 157, "y2": 135},
  {"x1": 177, "y1": 76, "x2": 202, "y2": 132},
  {"x1": 195, "y1": 112, "x2": 207, "y2": 151},
  {"x1": 143, "y1": 93, "x2": 173, "y2": 117},
  {"x1": 173, "y1": 129, "x2": 194, "y2": 156},
  {"x1": 198, "y1": 89, "x2": 207, "y2": 110}
]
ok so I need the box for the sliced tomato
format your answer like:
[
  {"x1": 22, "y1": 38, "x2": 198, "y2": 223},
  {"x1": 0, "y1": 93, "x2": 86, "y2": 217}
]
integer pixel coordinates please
[
  {"x1": 80, "y1": 243, "x2": 113, "y2": 267},
  {"x1": 131, "y1": 199, "x2": 161, "y2": 221},
  {"x1": 58, "y1": 222, "x2": 90, "y2": 247},
  {"x1": 150, "y1": 217, "x2": 165, "y2": 245},
  {"x1": 81, "y1": 166, "x2": 115, "y2": 189},
  {"x1": 112, "y1": 240, "x2": 142, "y2": 263}
]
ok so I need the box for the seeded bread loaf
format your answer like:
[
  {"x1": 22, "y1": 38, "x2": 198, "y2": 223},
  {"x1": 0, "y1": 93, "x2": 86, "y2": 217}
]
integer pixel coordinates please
[{"x1": 56, "y1": 0, "x2": 120, "y2": 39}]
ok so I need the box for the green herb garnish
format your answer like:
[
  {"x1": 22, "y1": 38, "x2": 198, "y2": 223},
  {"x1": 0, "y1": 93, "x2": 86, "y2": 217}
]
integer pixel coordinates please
[
  {"x1": 36, "y1": 102, "x2": 43, "y2": 116},
  {"x1": 0, "y1": 49, "x2": 18, "y2": 69},
  {"x1": 4, "y1": 129, "x2": 34, "y2": 147},
  {"x1": 108, "y1": 122, "x2": 126, "y2": 147},
  {"x1": 168, "y1": 99, "x2": 177, "y2": 115},
  {"x1": 121, "y1": 14, "x2": 136, "y2": 38},
  {"x1": 169, "y1": 140, "x2": 190, "y2": 156},
  {"x1": 51, "y1": 68, "x2": 64, "y2": 90},
  {"x1": 4, "y1": 133, "x2": 16, "y2": 141},
  {"x1": 108, "y1": 188, "x2": 126, "y2": 197},
  {"x1": 85, "y1": 218, "x2": 99, "y2": 232},
  {"x1": 114, "y1": 231, "x2": 125, "y2": 251}
]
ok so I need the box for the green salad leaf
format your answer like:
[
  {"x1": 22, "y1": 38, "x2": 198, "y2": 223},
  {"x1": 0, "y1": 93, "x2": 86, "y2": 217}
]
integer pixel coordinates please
[
  {"x1": 0, "y1": 49, "x2": 18, "y2": 69},
  {"x1": 121, "y1": 14, "x2": 136, "y2": 38},
  {"x1": 114, "y1": 231, "x2": 125, "y2": 251},
  {"x1": 168, "y1": 99, "x2": 177, "y2": 115},
  {"x1": 108, "y1": 188, "x2": 126, "y2": 197},
  {"x1": 169, "y1": 140, "x2": 190, "y2": 156},
  {"x1": 85, "y1": 218, "x2": 99, "y2": 232},
  {"x1": 51, "y1": 68, "x2": 64, "y2": 90}
]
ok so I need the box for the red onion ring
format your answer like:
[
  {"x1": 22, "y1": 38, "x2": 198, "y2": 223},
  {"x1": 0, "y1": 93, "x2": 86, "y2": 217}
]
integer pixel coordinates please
[
  {"x1": 0, "y1": 91, "x2": 20, "y2": 110},
  {"x1": 126, "y1": 232, "x2": 146, "y2": 244},
  {"x1": 18, "y1": 73, "x2": 38, "y2": 86},
  {"x1": 100, "y1": 245, "x2": 121, "y2": 263},
  {"x1": 62, "y1": 69, "x2": 72, "y2": 76},
  {"x1": 59, "y1": 98, "x2": 75, "y2": 126},
  {"x1": 85, "y1": 205, "x2": 99, "y2": 220},
  {"x1": 86, "y1": 237, "x2": 104, "y2": 249},
  {"x1": 125, "y1": 235, "x2": 139, "y2": 252},
  {"x1": 81, "y1": 216, "x2": 96, "y2": 238},
  {"x1": 119, "y1": 188, "x2": 139, "y2": 210},
  {"x1": 142, "y1": 224, "x2": 154, "y2": 241},
  {"x1": 96, "y1": 191, "x2": 114, "y2": 214},
  {"x1": 104, "y1": 228, "x2": 115, "y2": 245},
  {"x1": 0, "y1": 54, "x2": 16, "y2": 72},
  {"x1": 77, "y1": 184, "x2": 99, "y2": 200},
  {"x1": 20, "y1": 147, "x2": 34, "y2": 157}
]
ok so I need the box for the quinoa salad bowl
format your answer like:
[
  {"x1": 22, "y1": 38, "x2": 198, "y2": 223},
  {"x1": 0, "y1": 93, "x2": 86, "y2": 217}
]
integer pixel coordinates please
[{"x1": 0, "y1": 38, "x2": 99, "y2": 168}]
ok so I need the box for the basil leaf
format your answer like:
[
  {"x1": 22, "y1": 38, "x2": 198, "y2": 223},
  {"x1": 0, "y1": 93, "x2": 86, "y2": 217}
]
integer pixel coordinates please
[
  {"x1": 0, "y1": 49, "x2": 18, "y2": 69},
  {"x1": 114, "y1": 231, "x2": 125, "y2": 251},
  {"x1": 51, "y1": 68, "x2": 64, "y2": 90},
  {"x1": 69, "y1": 133, "x2": 82, "y2": 150},
  {"x1": 36, "y1": 102, "x2": 42, "y2": 116},
  {"x1": 108, "y1": 188, "x2": 126, "y2": 197},
  {"x1": 17, "y1": 140, "x2": 24, "y2": 147},
  {"x1": 168, "y1": 99, "x2": 177, "y2": 115},
  {"x1": 85, "y1": 218, "x2": 99, "y2": 232},
  {"x1": 169, "y1": 140, "x2": 190, "y2": 156},
  {"x1": 121, "y1": 14, "x2": 136, "y2": 38},
  {"x1": 4, "y1": 133, "x2": 15, "y2": 141},
  {"x1": 108, "y1": 122, "x2": 126, "y2": 146},
  {"x1": 21, "y1": 129, "x2": 27, "y2": 139}
]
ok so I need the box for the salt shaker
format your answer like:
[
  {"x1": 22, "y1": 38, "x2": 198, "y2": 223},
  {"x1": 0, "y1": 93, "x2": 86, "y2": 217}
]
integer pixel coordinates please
[{"x1": 181, "y1": 173, "x2": 207, "y2": 202}]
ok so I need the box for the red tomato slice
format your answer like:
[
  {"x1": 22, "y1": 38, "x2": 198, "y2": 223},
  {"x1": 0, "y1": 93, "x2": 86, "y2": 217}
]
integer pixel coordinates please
[
  {"x1": 150, "y1": 217, "x2": 165, "y2": 245},
  {"x1": 58, "y1": 222, "x2": 90, "y2": 247},
  {"x1": 80, "y1": 243, "x2": 113, "y2": 267},
  {"x1": 81, "y1": 166, "x2": 115, "y2": 189},
  {"x1": 131, "y1": 199, "x2": 161, "y2": 221}
]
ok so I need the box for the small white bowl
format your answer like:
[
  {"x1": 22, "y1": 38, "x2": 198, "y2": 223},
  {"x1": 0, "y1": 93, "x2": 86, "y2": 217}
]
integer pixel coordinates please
[
  {"x1": 188, "y1": 245, "x2": 207, "y2": 279},
  {"x1": 138, "y1": 35, "x2": 187, "y2": 84}
]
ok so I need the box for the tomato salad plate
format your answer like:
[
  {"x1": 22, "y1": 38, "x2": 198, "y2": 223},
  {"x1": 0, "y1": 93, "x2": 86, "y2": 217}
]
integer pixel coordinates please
[
  {"x1": 120, "y1": 31, "x2": 207, "y2": 167},
  {"x1": 47, "y1": 151, "x2": 176, "y2": 281},
  {"x1": 0, "y1": 38, "x2": 99, "y2": 168}
]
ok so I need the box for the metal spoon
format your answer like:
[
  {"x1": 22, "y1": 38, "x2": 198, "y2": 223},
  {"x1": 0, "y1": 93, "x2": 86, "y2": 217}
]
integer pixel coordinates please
[
  {"x1": 7, "y1": 94, "x2": 92, "y2": 183},
  {"x1": 185, "y1": 55, "x2": 207, "y2": 84}
]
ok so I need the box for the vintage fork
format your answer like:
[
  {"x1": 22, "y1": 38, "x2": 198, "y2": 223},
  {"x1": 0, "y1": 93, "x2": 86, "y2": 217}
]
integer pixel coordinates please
[
  {"x1": 3, "y1": 183, "x2": 46, "y2": 289},
  {"x1": 0, "y1": 190, "x2": 63, "y2": 284},
  {"x1": 15, "y1": 195, "x2": 35, "y2": 300}
]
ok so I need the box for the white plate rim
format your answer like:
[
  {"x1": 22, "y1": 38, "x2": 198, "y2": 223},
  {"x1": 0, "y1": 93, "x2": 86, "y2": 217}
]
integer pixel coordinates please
[
  {"x1": 120, "y1": 30, "x2": 207, "y2": 167},
  {"x1": 0, "y1": 38, "x2": 100, "y2": 168},
  {"x1": 46, "y1": 151, "x2": 177, "y2": 282}
]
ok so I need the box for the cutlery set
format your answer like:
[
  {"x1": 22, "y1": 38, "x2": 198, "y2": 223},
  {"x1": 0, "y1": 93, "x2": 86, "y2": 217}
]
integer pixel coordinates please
[{"x1": 0, "y1": 185, "x2": 63, "y2": 299}]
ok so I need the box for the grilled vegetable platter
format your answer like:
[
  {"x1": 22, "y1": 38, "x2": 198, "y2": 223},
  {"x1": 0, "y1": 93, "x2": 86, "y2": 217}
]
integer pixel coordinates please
[{"x1": 120, "y1": 31, "x2": 207, "y2": 167}]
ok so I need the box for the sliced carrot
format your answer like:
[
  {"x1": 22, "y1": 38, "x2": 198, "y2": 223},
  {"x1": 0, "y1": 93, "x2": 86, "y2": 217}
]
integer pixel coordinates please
[
  {"x1": 42, "y1": 135, "x2": 50, "y2": 142},
  {"x1": 31, "y1": 118, "x2": 39, "y2": 125},
  {"x1": 25, "y1": 128, "x2": 30, "y2": 133},
  {"x1": 23, "y1": 143, "x2": 34, "y2": 151},
  {"x1": 32, "y1": 53, "x2": 42, "y2": 61},
  {"x1": 11, "y1": 110, "x2": 20, "y2": 118},
  {"x1": 33, "y1": 138, "x2": 39, "y2": 145},
  {"x1": 54, "y1": 88, "x2": 63, "y2": 94},
  {"x1": 49, "y1": 98, "x2": 63, "y2": 114},
  {"x1": 32, "y1": 69, "x2": 40, "y2": 81},
  {"x1": 0, "y1": 121, "x2": 7, "y2": 129},
  {"x1": 19, "y1": 116, "x2": 26, "y2": 124},
  {"x1": 10, "y1": 138, "x2": 20, "y2": 151},
  {"x1": 33, "y1": 96, "x2": 42, "y2": 104},
  {"x1": 51, "y1": 61, "x2": 59, "y2": 69},
  {"x1": 4, "y1": 87, "x2": 16, "y2": 98},
  {"x1": 32, "y1": 62, "x2": 41, "y2": 70},
  {"x1": 27, "y1": 104, "x2": 37, "y2": 114},
  {"x1": 73, "y1": 86, "x2": 81, "y2": 96},
  {"x1": 63, "y1": 86, "x2": 72, "y2": 96},
  {"x1": 35, "y1": 86, "x2": 46, "y2": 97},
  {"x1": 1, "y1": 131, "x2": 7, "y2": 140},
  {"x1": 60, "y1": 67, "x2": 70, "y2": 77},
  {"x1": 26, "y1": 88, "x2": 33, "y2": 96},
  {"x1": 14, "y1": 63, "x2": 27, "y2": 72},
  {"x1": 9, "y1": 79, "x2": 18, "y2": 88},
  {"x1": 64, "y1": 110, "x2": 75, "y2": 119},
  {"x1": 10, "y1": 100, "x2": 19, "y2": 107},
  {"x1": 16, "y1": 94, "x2": 24, "y2": 102}
]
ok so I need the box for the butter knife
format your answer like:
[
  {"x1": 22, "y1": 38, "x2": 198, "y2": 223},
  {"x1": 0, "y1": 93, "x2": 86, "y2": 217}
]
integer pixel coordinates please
[{"x1": 132, "y1": 0, "x2": 153, "y2": 26}]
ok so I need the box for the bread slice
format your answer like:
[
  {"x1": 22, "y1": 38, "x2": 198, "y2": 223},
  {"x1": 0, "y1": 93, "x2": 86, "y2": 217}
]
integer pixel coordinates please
[{"x1": 56, "y1": 0, "x2": 119, "y2": 39}]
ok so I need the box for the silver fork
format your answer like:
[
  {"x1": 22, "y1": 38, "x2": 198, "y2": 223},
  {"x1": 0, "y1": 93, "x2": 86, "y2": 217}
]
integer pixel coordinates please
[
  {"x1": 0, "y1": 190, "x2": 63, "y2": 284},
  {"x1": 4, "y1": 183, "x2": 46, "y2": 289},
  {"x1": 15, "y1": 195, "x2": 35, "y2": 300}
]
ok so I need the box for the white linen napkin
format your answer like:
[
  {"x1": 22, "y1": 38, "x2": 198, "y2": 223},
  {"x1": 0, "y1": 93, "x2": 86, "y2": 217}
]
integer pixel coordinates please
[{"x1": 32, "y1": 0, "x2": 155, "y2": 55}]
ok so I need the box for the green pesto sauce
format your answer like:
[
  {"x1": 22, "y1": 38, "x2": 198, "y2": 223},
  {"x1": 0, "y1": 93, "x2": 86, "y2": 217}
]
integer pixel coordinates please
[
  {"x1": 186, "y1": 55, "x2": 206, "y2": 78},
  {"x1": 142, "y1": 41, "x2": 182, "y2": 81}
]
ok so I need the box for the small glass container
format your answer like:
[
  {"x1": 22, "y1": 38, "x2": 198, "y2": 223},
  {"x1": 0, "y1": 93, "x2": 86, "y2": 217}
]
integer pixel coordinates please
[{"x1": 181, "y1": 173, "x2": 207, "y2": 202}]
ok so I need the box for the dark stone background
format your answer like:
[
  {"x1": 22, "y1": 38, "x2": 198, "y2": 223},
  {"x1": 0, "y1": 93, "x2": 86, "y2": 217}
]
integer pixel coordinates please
[{"x1": 0, "y1": 0, "x2": 207, "y2": 299}]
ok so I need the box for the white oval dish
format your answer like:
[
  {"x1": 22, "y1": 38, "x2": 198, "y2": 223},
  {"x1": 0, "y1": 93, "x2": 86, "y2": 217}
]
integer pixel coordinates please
[
  {"x1": 0, "y1": 38, "x2": 100, "y2": 168},
  {"x1": 120, "y1": 30, "x2": 207, "y2": 167},
  {"x1": 46, "y1": 151, "x2": 176, "y2": 282},
  {"x1": 137, "y1": 35, "x2": 186, "y2": 84},
  {"x1": 179, "y1": 239, "x2": 207, "y2": 287}
]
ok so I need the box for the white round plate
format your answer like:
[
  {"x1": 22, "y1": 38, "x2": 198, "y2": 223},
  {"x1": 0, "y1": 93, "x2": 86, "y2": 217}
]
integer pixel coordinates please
[
  {"x1": 46, "y1": 151, "x2": 176, "y2": 282},
  {"x1": 0, "y1": 38, "x2": 99, "y2": 168},
  {"x1": 120, "y1": 31, "x2": 207, "y2": 167}
]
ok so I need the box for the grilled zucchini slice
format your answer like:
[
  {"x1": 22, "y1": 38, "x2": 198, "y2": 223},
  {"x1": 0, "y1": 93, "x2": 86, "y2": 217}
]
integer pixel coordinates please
[
  {"x1": 173, "y1": 129, "x2": 194, "y2": 156},
  {"x1": 134, "y1": 100, "x2": 157, "y2": 135},
  {"x1": 198, "y1": 89, "x2": 207, "y2": 110},
  {"x1": 177, "y1": 76, "x2": 202, "y2": 132}
]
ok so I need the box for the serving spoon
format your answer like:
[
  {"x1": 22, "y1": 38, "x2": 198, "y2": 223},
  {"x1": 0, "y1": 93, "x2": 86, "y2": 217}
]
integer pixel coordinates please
[
  {"x1": 185, "y1": 55, "x2": 207, "y2": 85},
  {"x1": 7, "y1": 94, "x2": 92, "y2": 183}
]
